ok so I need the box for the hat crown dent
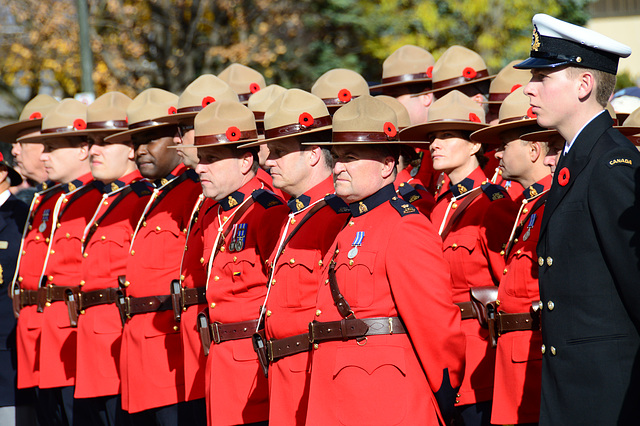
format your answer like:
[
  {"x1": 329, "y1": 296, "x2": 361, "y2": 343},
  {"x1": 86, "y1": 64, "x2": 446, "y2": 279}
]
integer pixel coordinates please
[
  {"x1": 497, "y1": 87, "x2": 535, "y2": 122},
  {"x1": 489, "y1": 60, "x2": 531, "y2": 95},
  {"x1": 41, "y1": 99, "x2": 88, "y2": 131},
  {"x1": 332, "y1": 95, "x2": 398, "y2": 134},
  {"x1": 382, "y1": 45, "x2": 435, "y2": 78},
  {"x1": 127, "y1": 88, "x2": 178, "y2": 126},
  {"x1": 218, "y1": 63, "x2": 266, "y2": 95},
  {"x1": 375, "y1": 95, "x2": 411, "y2": 128},
  {"x1": 623, "y1": 106, "x2": 640, "y2": 127},
  {"x1": 177, "y1": 74, "x2": 239, "y2": 109},
  {"x1": 87, "y1": 92, "x2": 132, "y2": 124},
  {"x1": 248, "y1": 84, "x2": 287, "y2": 114},
  {"x1": 264, "y1": 89, "x2": 330, "y2": 131},
  {"x1": 18, "y1": 94, "x2": 59, "y2": 122},
  {"x1": 194, "y1": 100, "x2": 256, "y2": 138},
  {"x1": 428, "y1": 90, "x2": 486, "y2": 124},
  {"x1": 311, "y1": 68, "x2": 370, "y2": 100},
  {"x1": 432, "y1": 45, "x2": 488, "y2": 84}
]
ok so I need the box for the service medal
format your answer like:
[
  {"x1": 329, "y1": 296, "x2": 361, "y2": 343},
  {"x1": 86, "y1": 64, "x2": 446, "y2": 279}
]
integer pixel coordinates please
[
  {"x1": 38, "y1": 222, "x2": 47, "y2": 233},
  {"x1": 347, "y1": 247, "x2": 358, "y2": 259},
  {"x1": 348, "y1": 231, "x2": 364, "y2": 259},
  {"x1": 523, "y1": 228, "x2": 531, "y2": 241}
]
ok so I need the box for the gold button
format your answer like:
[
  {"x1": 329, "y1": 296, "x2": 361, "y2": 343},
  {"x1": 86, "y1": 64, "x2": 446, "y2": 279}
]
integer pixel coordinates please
[
  {"x1": 456, "y1": 400, "x2": 460, "y2": 404},
  {"x1": 325, "y1": 279, "x2": 329, "y2": 284},
  {"x1": 538, "y1": 257, "x2": 544, "y2": 266},
  {"x1": 546, "y1": 257, "x2": 553, "y2": 266},
  {"x1": 541, "y1": 344, "x2": 546, "y2": 354},
  {"x1": 35, "y1": 236, "x2": 40, "y2": 241},
  {"x1": 503, "y1": 268, "x2": 508, "y2": 275},
  {"x1": 538, "y1": 301, "x2": 544, "y2": 310},
  {"x1": 180, "y1": 274, "x2": 185, "y2": 281},
  {"x1": 45, "y1": 238, "x2": 49, "y2": 243},
  {"x1": 214, "y1": 276, "x2": 219, "y2": 281},
  {"x1": 156, "y1": 226, "x2": 161, "y2": 231},
  {"x1": 28, "y1": 225, "x2": 32, "y2": 230},
  {"x1": 266, "y1": 310, "x2": 272, "y2": 317},
  {"x1": 233, "y1": 256, "x2": 237, "y2": 262},
  {"x1": 21, "y1": 250, "x2": 26, "y2": 255},
  {"x1": 496, "y1": 299, "x2": 500, "y2": 306},
  {"x1": 200, "y1": 257, "x2": 205, "y2": 264},
  {"x1": 516, "y1": 249, "x2": 521, "y2": 255},
  {"x1": 101, "y1": 236, "x2": 106, "y2": 240},
  {"x1": 48, "y1": 275, "x2": 53, "y2": 281},
  {"x1": 56, "y1": 223, "x2": 61, "y2": 228},
  {"x1": 143, "y1": 221, "x2": 147, "y2": 227},
  {"x1": 456, "y1": 393, "x2": 460, "y2": 398},
  {"x1": 349, "y1": 260, "x2": 354, "y2": 266},
  {"x1": 289, "y1": 258, "x2": 295, "y2": 264},
  {"x1": 65, "y1": 233, "x2": 70, "y2": 238},
  {"x1": 50, "y1": 249, "x2": 55, "y2": 254},
  {"x1": 452, "y1": 203, "x2": 458, "y2": 209},
  {"x1": 313, "y1": 343, "x2": 319, "y2": 350},
  {"x1": 514, "y1": 238, "x2": 518, "y2": 243},
  {"x1": 130, "y1": 250, "x2": 135, "y2": 255},
  {"x1": 173, "y1": 326, "x2": 179, "y2": 331},
  {"x1": 399, "y1": 183, "x2": 405, "y2": 187},
  {"x1": 335, "y1": 249, "x2": 339, "y2": 254},
  {"x1": 523, "y1": 208, "x2": 529, "y2": 214},
  {"x1": 124, "y1": 281, "x2": 130, "y2": 287},
  {"x1": 18, "y1": 277, "x2": 23, "y2": 282},
  {"x1": 79, "y1": 280, "x2": 85, "y2": 286},
  {"x1": 547, "y1": 300, "x2": 555, "y2": 311},
  {"x1": 80, "y1": 310, "x2": 86, "y2": 315},
  {"x1": 290, "y1": 218, "x2": 296, "y2": 225},
  {"x1": 576, "y1": 56, "x2": 582, "y2": 63},
  {"x1": 318, "y1": 260, "x2": 323, "y2": 266},
  {"x1": 315, "y1": 309, "x2": 321, "y2": 316},
  {"x1": 348, "y1": 221, "x2": 355, "y2": 226},
  {"x1": 499, "y1": 250, "x2": 505, "y2": 256},
  {"x1": 104, "y1": 201, "x2": 108, "y2": 205},
  {"x1": 62, "y1": 198, "x2": 68, "y2": 203},
  {"x1": 452, "y1": 243, "x2": 458, "y2": 248},
  {"x1": 83, "y1": 252, "x2": 88, "y2": 258},
  {"x1": 550, "y1": 346, "x2": 556, "y2": 355},
  {"x1": 210, "y1": 302, "x2": 216, "y2": 308},
  {"x1": 220, "y1": 246, "x2": 225, "y2": 252},
  {"x1": 223, "y1": 216, "x2": 228, "y2": 222},
  {"x1": 271, "y1": 279, "x2": 276, "y2": 285}
]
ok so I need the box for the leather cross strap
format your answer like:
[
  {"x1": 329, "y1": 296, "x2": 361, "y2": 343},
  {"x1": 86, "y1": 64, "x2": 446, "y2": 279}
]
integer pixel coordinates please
[
  {"x1": 82, "y1": 186, "x2": 134, "y2": 250},
  {"x1": 440, "y1": 188, "x2": 483, "y2": 240},
  {"x1": 210, "y1": 319, "x2": 260, "y2": 344},
  {"x1": 308, "y1": 316, "x2": 406, "y2": 343},
  {"x1": 78, "y1": 287, "x2": 119, "y2": 310},
  {"x1": 503, "y1": 193, "x2": 549, "y2": 258}
]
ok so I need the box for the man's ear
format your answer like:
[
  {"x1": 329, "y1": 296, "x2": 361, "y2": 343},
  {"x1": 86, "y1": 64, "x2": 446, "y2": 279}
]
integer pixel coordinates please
[
  {"x1": 381, "y1": 155, "x2": 396, "y2": 179},
  {"x1": 78, "y1": 141, "x2": 90, "y2": 161},
  {"x1": 239, "y1": 150, "x2": 255, "y2": 175},
  {"x1": 577, "y1": 71, "x2": 596, "y2": 102},
  {"x1": 419, "y1": 93, "x2": 434, "y2": 108}
]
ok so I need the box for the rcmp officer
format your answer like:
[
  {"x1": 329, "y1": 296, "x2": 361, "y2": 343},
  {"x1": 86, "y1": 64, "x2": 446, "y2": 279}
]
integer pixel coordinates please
[
  {"x1": 515, "y1": 14, "x2": 639, "y2": 425},
  {"x1": 306, "y1": 95, "x2": 465, "y2": 425},
  {"x1": 240, "y1": 88, "x2": 349, "y2": 425},
  {"x1": 247, "y1": 84, "x2": 286, "y2": 175},
  {"x1": 192, "y1": 100, "x2": 289, "y2": 425},
  {"x1": 104, "y1": 88, "x2": 202, "y2": 423},
  {"x1": 311, "y1": 68, "x2": 370, "y2": 115},
  {"x1": 18, "y1": 99, "x2": 103, "y2": 425},
  {"x1": 470, "y1": 88, "x2": 559, "y2": 425},
  {"x1": 400, "y1": 91, "x2": 516, "y2": 426}
]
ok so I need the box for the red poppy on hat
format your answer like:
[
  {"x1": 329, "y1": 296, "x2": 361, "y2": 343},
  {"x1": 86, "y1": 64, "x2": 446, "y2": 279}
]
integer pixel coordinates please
[
  {"x1": 73, "y1": 119, "x2": 87, "y2": 130},
  {"x1": 250, "y1": 83, "x2": 261, "y2": 94},
  {"x1": 511, "y1": 84, "x2": 522, "y2": 93},
  {"x1": 338, "y1": 89, "x2": 352, "y2": 103},
  {"x1": 226, "y1": 126, "x2": 241, "y2": 141},
  {"x1": 468, "y1": 113, "x2": 481, "y2": 123},
  {"x1": 384, "y1": 122, "x2": 397, "y2": 138},
  {"x1": 526, "y1": 107, "x2": 536, "y2": 119},
  {"x1": 29, "y1": 112, "x2": 42, "y2": 120},
  {"x1": 558, "y1": 167, "x2": 570, "y2": 186},
  {"x1": 463, "y1": 67, "x2": 477, "y2": 80},
  {"x1": 299, "y1": 112, "x2": 314, "y2": 128},
  {"x1": 125, "y1": 117, "x2": 128, "y2": 124},
  {"x1": 168, "y1": 106, "x2": 177, "y2": 115},
  {"x1": 426, "y1": 66, "x2": 434, "y2": 78},
  {"x1": 0, "y1": 153, "x2": 5, "y2": 162},
  {"x1": 202, "y1": 96, "x2": 216, "y2": 108}
]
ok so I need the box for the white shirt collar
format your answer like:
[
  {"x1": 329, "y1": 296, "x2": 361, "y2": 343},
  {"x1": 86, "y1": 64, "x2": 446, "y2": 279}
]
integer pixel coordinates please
[
  {"x1": 0, "y1": 190, "x2": 11, "y2": 208},
  {"x1": 564, "y1": 110, "x2": 607, "y2": 154}
]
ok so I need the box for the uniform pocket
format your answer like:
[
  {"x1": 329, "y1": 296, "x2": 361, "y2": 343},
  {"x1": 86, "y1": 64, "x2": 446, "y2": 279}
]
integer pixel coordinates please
[
  {"x1": 333, "y1": 251, "x2": 376, "y2": 308},
  {"x1": 276, "y1": 249, "x2": 319, "y2": 308},
  {"x1": 511, "y1": 332, "x2": 542, "y2": 363}
]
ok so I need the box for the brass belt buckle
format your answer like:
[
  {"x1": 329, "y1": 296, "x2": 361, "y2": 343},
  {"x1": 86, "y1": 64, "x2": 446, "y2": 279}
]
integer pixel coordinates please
[
  {"x1": 124, "y1": 296, "x2": 132, "y2": 318},
  {"x1": 211, "y1": 322, "x2": 222, "y2": 344},
  {"x1": 180, "y1": 285, "x2": 187, "y2": 311},
  {"x1": 267, "y1": 339, "x2": 274, "y2": 362},
  {"x1": 308, "y1": 321, "x2": 316, "y2": 344}
]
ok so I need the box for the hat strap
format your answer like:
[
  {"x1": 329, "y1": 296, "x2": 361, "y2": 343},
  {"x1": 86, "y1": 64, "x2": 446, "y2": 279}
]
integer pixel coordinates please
[
  {"x1": 333, "y1": 131, "x2": 398, "y2": 143},
  {"x1": 87, "y1": 120, "x2": 128, "y2": 130},
  {"x1": 264, "y1": 115, "x2": 332, "y2": 140},
  {"x1": 382, "y1": 72, "x2": 430, "y2": 84}
]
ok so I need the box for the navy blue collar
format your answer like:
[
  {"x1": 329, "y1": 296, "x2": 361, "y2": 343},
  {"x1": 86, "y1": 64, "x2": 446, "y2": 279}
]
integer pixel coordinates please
[{"x1": 348, "y1": 184, "x2": 396, "y2": 217}]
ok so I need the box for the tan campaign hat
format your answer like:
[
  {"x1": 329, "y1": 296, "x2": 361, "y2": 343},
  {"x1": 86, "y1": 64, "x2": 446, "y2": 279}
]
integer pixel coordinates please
[
  {"x1": 311, "y1": 69, "x2": 370, "y2": 110},
  {"x1": 240, "y1": 88, "x2": 332, "y2": 148},
  {"x1": 415, "y1": 45, "x2": 494, "y2": 97},
  {"x1": 471, "y1": 88, "x2": 543, "y2": 144},
  {"x1": 17, "y1": 99, "x2": 88, "y2": 143},
  {"x1": 104, "y1": 88, "x2": 179, "y2": 144},
  {"x1": 0, "y1": 94, "x2": 59, "y2": 143},
  {"x1": 400, "y1": 90, "x2": 487, "y2": 143},
  {"x1": 188, "y1": 100, "x2": 259, "y2": 148},
  {"x1": 218, "y1": 64, "x2": 266, "y2": 104},
  {"x1": 71, "y1": 92, "x2": 132, "y2": 136},
  {"x1": 155, "y1": 74, "x2": 239, "y2": 124},
  {"x1": 248, "y1": 84, "x2": 287, "y2": 122},
  {"x1": 614, "y1": 106, "x2": 640, "y2": 144},
  {"x1": 312, "y1": 95, "x2": 399, "y2": 146},
  {"x1": 369, "y1": 45, "x2": 435, "y2": 91},
  {"x1": 375, "y1": 95, "x2": 411, "y2": 129},
  {"x1": 486, "y1": 61, "x2": 532, "y2": 104}
]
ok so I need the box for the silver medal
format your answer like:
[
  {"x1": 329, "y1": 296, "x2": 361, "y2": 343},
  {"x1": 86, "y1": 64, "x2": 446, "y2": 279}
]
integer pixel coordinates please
[
  {"x1": 523, "y1": 228, "x2": 531, "y2": 241},
  {"x1": 347, "y1": 247, "x2": 358, "y2": 259},
  {"x1": 38, "y1": 222, "x2": 47, "y2": 233}
]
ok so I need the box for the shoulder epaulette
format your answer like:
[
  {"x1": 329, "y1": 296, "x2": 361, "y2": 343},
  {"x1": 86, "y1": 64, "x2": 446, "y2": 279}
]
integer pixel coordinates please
[
  {"x1": 130, "y1": 181, "x2": 153, "y2": 197},
  {"x1": 398, "y1": 182, "x2": 423, "y2": 204},
  {"x1": 324, "y1": 194, "x2": 350, "y2": 214},
  {"x1": 389, "y1": 197, "x2": 420, "y2": 216},
  {"x1": 481, "y1": 182, "x2": 508, "y2": 202},
  {"x1": 186, "y1": 168, "x2": 200, "y2": 181},
  {"x1": 252, "y1": 188, "x2": 284, "y2": 209}
]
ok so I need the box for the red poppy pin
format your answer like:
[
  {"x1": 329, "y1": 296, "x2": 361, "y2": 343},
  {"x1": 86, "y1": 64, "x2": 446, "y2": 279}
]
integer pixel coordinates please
[
  {"x1": 249, "y1": 83, "x2": 261, "y2": 94},
  {"x1": 526, "y1": 107, "x2": 536, "y2": 119},
  {"x1": 73, "y1": 119, "x2": 87, "y2": 130},
  {"x1": 426, "y1": 66, "x2": 434, "y2": 78},
  {"x1": 558, "y1": 167, "x2": 570, "y2": 186},
  {"x1": 511, "y1": 84, "x2": 522, "y2": 93},
  {"x1": 299, "y1": 112, "x2": 314, "y2": 128},
  {"x1": 338, "y1": 89, "x2": 352, "y2": 103},
  {"x1": 463, "y1": 67, "x2": 477, "y2": 80},
  {"x1": 168, "y1": 106, "x2": 177, "y2": 115},
  {"x1": 468, "y1": 113, "x2": 481, "y2": 123},
  {"x1": 384, "y1": 122, "x2": 397, "y2": 138},
  {"x1": 202, "y1": 96, "x2": 216, "y2": 108},
  {"x1": 29, "y1": 112, "x2": 42, "y2": 120},
  {"x1": 226, "y1": 126, "x2": 241, "y2": 141}
]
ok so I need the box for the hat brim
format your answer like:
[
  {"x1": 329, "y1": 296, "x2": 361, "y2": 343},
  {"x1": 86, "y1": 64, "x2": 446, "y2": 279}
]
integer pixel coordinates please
[
  {"x1": 155, "y1": 112, "x2": 198, "y2": 125},
  {"x1": 4, "y1": 165, "x2": 23, "y2": 186},
  {"x1": 519, "y1": 129, "x2": 561, "y2": 142},
  {"x1": 17, "y1": 130, "x2": 87, "y2": 143},
  {"x1": 240, "y1": 125, "x2": 333, "y2": 148},
  {"x1": 470, "y1": 119, "x2": 542, "y2": 144},
  {"x1": 0, "y1": 120, "x2": 43, "y2": 144},
  {"x1": 170, "y1": 138, "x2": 261, "y2": 149},
  {"x1": 614, "y1": 125, "x2": 640, "y2": 136},
  {"x1": 103, "y1": 123, "x2": 174, "y2": 144},
  {"x1": 369, "y1": 77, "x2": 433, "y2": 91},
  {"x1": 308, "y1": 139, "x2": 406, "y2": 146},
  {"x1": 399, "y1": 120, "x2": 488, "y2": 143},
  {"x1": 411, "y1": 74, "x2": 495, "y2": 97},
  {"x1": 514, "y1": 57, "x2": 570, "y2": 70}
]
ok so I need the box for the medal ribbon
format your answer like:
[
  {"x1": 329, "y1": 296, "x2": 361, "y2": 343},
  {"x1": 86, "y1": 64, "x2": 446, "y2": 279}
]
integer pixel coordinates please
[{"x1": 351, "y1": 231, "x2": 364, "y2": 248}]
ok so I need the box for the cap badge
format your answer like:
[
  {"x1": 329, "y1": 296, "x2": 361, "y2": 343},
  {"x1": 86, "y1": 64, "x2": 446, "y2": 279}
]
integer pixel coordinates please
[
  {"x1": 358, "y1": 201, "x2": 368, "y2": 214},
  {"x1": 111, "y1": 182, "x2": 119, "y2": 192},
  {"x1": 228, "y1": 195, "x2": 238, "y2": 207},
  {"x1": 457, "y1": 184, "x2": 468, "y2": 194},
  {"x1": 532, "y1": 25, "x2": 541, "y2": 52}
]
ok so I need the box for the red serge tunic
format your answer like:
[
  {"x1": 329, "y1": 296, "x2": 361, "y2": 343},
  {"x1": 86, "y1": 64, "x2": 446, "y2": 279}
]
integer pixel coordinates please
[
  {"x1": 306, "y1": 184, "x2": 466, "y2": 426},
  {"x1": 179, "y1": 194, "x2": 214, "y2": 402},
  {"x1": 430, "y1": 166, "x2": 516, "y2": 406},
  {"x1": 15, "y1": 181, "x2": 63, "y2": 389},
  {"x1": 263, "y1": 176, "x2": 349, "y2": 426},
  {"x1": 394, "y1": 167, "x2": 436, "y2": 215},
  {"x1": 491, "y1": 175, "x2": 551, "y2": 425},
  {"x1": 75, "y1": 171, "x2": 147, "y2": 398},
  {"x1": 203, "y1": 176, "x2": 288, "y2": 426},
  {"x1": 38, "y1": 173, "x2": 102, "y2": 389},
  {"x1": 120, "y1": 164, "x2": 201, "y2": 413}
]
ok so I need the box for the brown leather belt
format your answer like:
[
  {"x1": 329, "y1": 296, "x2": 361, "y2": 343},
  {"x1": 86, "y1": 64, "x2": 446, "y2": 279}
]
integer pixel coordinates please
[
  {"x1": 496, "y1": 311, "x2": 540, "y2": 334},
  {"x1": 182, "y1": 287, "x2": 206, "y2": 308},
  {"x1": 18, "y1": 289, "x2": 39, "y2": 308},
  {"x1": 210, "y1": 319, "x2": 259, "y2": 344},
  {"x1": 78, "y1": 288, "x2": 119, "y2": 310},
  {"x1": 308, "y1": 316, "x2": 406, "y2": 343},
  {"x1": 267, "y1": 333, "x2": 312, "y2": 362},
  {"x1": 456, "y1": 301, "x2": 478, "y2": 320},
  {"x1": 124, "y1": 295, "x2": 172, "y2": 317},
  {"x1": 45, "y1": 285, "x2": 79, "y2": 302}
]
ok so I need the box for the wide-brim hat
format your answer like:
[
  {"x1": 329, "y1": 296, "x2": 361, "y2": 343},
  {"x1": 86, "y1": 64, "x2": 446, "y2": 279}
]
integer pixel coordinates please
[
  {"x1": 614, "y1": 106, "x2": 640, "y2": 144},
  {"x1": 369, "y1": 45, "x2": 435, "y2": 91},
  {"x1": 248, "y1": 84, "x2": 287, "y2": 122},
  {"x1": 240, "y1": 89, "x2": 331, "y2": 148},
  {"x1": 178, "y1": 100, "x2": 259, "y2": 149},
  {"x1": 155, "y1": 75, "x2": 239, "y2": 125},
  {"x1": 311, "y1": 68, "x2": 370, "y2": 111},
  {"x1": 485, "y1": 60, "x2": 532, "y2": 104},
  {"x1": 400, "y1": 90, "x2": 487, "y2": 145},
  {"x1": 69, "y1": 92, "x2": 132, "y2": 137},
  {"x1": 414, "y1": 45, "x2": 495, "y2": 97},
  {"x1": 520, "y1": 129, "x2": 561, "y2": 143},
  {"x1": 375, "y1": 95, "x2": 411, "y2": 129},
  {"x1": 0, "y1": 152, "x2": 23, "y2": 186},
  {"x1": 104, "y1": 88, "x2": 179, "y2": 144},
  {"x1": 17, "y1": 99, "x2": 88, "y2": 143},
  {"x1": 0, "y1": 94, "x2": 59, "y2": 143},
  {"x1": 471, "y1": 88, "x2": 543, "y2": 144},
  {"x1": 218, "y1": 63, "x2": 266, "y2": 104}
]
